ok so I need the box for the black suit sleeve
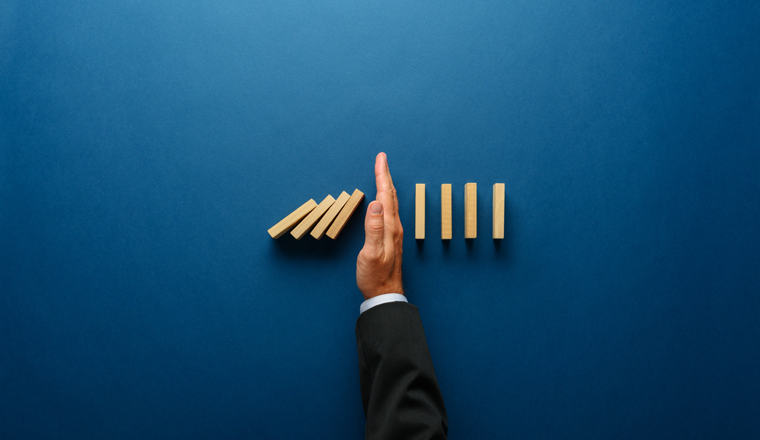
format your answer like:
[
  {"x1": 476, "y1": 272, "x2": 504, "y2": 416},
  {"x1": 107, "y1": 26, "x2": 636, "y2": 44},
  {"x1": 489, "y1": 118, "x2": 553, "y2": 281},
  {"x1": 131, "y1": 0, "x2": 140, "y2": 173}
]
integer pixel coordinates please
[{"x1": 355, "y1": 301, "x2": 448, "y2": 440}]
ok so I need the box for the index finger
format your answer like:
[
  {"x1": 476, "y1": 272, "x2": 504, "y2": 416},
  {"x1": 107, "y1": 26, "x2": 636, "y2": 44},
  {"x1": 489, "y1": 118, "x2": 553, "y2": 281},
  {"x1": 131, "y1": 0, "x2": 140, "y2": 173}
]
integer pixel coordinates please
[
  {"x1": 374, "y1": 152, "x2": 399, "y2": 215},
  {"x1": 374, "y1": 152, "x2": 395, "y2": 192}
]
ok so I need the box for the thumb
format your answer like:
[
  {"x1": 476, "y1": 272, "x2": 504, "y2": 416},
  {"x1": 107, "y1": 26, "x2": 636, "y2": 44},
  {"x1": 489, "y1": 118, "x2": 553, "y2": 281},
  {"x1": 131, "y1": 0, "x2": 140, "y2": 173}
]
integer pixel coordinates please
[{"x1": 362, "y1": 201, "x2": 385, "y2": 258}]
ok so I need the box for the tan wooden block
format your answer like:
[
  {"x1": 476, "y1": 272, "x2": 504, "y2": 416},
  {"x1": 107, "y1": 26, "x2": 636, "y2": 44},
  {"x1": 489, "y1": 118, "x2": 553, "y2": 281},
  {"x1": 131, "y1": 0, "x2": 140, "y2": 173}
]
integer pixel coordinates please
[
  {"x1": 415, "y1": 184, "x2": 425, "y2": 240},
  {"x1": 465, "y1": 183, "x2": 477, "y2": 239},
  {"x1": 311, "y1": 191, "x2": 350, "y2": 239},
  {"x1": 493, "y1": 183, "x2": 505, "y2": 239},
  {"x1": 441, "y1": 184, "x2": 452, "y2": 240},
  {"x1": 291, "y1": 194, "x2": 336, "y2": 240},
  {"x1": 326, "y1": 189, "x2": 365, "y2": 239},
  {"x1": 267, "y1": 199, "x2": 318, "y2": 239}
]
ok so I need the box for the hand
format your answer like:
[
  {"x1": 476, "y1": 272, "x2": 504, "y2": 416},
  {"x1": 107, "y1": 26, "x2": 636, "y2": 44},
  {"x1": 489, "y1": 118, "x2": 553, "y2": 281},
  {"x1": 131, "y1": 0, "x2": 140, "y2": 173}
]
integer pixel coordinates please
[{"x1": 356, "y1": 152, "x2": 404, "y2": 300}]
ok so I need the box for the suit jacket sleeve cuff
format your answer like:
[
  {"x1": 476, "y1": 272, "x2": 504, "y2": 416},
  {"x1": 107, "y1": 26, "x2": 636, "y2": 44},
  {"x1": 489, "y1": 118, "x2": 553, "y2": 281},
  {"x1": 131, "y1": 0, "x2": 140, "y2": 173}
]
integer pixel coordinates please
[{"x1": 360, "y1": 293, "x2": 408, "y2": 314}]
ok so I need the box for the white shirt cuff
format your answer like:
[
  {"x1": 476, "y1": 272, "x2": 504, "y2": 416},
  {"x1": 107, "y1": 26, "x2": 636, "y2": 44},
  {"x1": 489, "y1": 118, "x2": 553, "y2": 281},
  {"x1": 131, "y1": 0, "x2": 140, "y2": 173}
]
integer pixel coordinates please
[{"x1": 360, "y1": 293, "x2": 408, "y2": 314}]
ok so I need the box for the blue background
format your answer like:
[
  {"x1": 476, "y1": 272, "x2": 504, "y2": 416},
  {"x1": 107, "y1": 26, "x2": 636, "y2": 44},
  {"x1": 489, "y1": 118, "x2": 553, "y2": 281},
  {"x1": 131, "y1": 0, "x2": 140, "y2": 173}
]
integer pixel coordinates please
[{"x1": 2, "y1": 0, "x2": 759, "y2": 438}]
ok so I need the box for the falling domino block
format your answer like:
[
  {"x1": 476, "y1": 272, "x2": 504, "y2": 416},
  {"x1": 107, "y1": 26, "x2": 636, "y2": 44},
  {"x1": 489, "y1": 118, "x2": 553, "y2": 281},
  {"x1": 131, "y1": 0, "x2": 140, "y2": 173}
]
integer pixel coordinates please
[
  {"x1": 326, "y1": 189, "x2": 365, "y2": 239},
  {"x1": 268, "y1": 199, "x2": 318, "y2": 239},
  {"x1": 291, "y1": 194, "x2": 336, "y2": 240},
  {"x1": 441, "y1": 184, "x2": 452, "y2": 240},
  {"x1": 493, "y1": 183, "x2": 505, "y2": 239},
  {"x1": 415, "y1": 184, "x2": 425, "y2": 240},
  {"x1": 311, "y1": 191, "x2": 351, "y2": 239},
  {"x1": 465, "y1": 183, "x2": 477, "y2": 239}
]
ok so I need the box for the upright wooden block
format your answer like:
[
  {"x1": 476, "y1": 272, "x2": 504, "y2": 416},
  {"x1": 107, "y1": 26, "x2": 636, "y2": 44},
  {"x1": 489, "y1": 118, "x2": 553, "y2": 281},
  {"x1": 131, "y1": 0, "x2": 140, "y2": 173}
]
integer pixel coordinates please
[
  {"x1": 267, "y1": 199, "x2": 318, "y2": 239},
  {"x1": 464, "y1": 183, "x2": 477, "y2": 239},
  {"x1": 291, "y1": 194, "x2": 335, "y2": 239},
  {"x1": 311, "y1": 191, "x2": 350, "y2": 239},
  {"x1": 441, "y1": 184, "x2": 452, "y2": 240},
  {"x1": 326, "y1": 189, "x2": 365, "y2": 239},
  {"x1": 415, "y1": 184, "x2": 425, "y2": 239},
  {"x1": 493, "y1": 183, "x2": 505, "y2": 239}
]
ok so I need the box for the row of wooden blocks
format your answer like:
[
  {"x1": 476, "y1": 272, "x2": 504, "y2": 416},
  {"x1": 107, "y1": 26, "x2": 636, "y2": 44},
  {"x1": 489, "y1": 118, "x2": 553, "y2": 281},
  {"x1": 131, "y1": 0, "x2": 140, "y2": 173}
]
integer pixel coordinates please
[
  {"x1": 268, "y1": 189, "x2": 365, "y2": 240},
  {"x1": 416, "y1": 183, "x2": 505, "y2": 240}
]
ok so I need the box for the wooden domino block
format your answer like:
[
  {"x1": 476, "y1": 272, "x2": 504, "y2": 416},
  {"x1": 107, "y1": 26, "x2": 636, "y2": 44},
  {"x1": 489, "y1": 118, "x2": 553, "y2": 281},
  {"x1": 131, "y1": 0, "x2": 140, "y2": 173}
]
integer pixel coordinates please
[
  {"x1": 441, "y1": 184, "x2": 452, "y2": 240},
  {"x1": 311, "y1": 191, "x2": 350, "y2": 239},
  {"x1": 415, "y1": 184, "x2": 425, "y2": 240},
  {"x1": 493, "y1": 183, "x2": 505, "y2": 239},
  {"x1": 464, "y1": 183, "x2": 477, "y2": 239},
  {"x1": 290, "y1": 194, "x2": 336, "y2": 240},
  {"x1": 326, "y1": 189, "x2": 365, "y2": 239},
  {"x1": 268, "y1": 199, "x2": 318, "y2": 239}
]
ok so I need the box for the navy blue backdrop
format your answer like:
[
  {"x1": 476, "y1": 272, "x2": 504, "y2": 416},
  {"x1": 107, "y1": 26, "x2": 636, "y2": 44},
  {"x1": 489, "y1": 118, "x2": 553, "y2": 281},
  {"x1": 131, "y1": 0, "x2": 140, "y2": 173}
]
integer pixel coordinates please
[{"x1": 2, "y1": 0, "x2": 759, "y2": 438}]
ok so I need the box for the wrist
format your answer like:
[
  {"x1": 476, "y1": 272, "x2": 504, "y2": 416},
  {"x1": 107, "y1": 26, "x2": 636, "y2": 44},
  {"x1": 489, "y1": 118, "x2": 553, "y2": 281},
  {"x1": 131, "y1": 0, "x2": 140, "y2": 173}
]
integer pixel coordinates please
[{"x1": 362, "y1": 285, "x2": 404, "y2": 301}]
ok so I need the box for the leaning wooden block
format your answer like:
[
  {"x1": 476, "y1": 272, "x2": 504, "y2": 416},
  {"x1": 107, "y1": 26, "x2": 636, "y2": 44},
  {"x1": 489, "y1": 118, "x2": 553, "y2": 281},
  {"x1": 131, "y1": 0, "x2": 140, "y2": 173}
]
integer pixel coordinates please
[
  {"x1": 267, "y1": 199, "x2": 318, "y2": 239},
  {"x1": 441, "y1": 184, "x2": 452, "y2": 240},
  {"x1": 311, "y1": 191, "x2": 350, "y2": 239},
  {"x1": 493, "y1": 183, "x2": 505, "y2": 239},
  {"x1": 291, "y1": 194, "x2": 336, "y2": 240},
  {"x1": 464, "y1": 183, "x2": 477, "y2": 239},
  {"x1": 415, "y1": 184, "x2": 425, "y2": 240},
  {"x1": 326, "y1": 189, "x2": 365, "y2": 239}
]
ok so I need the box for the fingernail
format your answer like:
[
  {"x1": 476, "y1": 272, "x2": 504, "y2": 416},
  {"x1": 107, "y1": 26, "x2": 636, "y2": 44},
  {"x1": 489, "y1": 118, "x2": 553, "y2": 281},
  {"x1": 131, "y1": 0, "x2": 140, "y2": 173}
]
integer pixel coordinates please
[{"x1": 370, "y1": 202, "x2": 383, "y2": 215}]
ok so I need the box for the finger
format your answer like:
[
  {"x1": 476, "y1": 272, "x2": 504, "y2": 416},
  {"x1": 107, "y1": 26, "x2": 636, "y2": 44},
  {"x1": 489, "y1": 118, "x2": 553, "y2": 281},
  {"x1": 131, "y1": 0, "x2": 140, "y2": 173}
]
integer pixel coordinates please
[
  {"x1": 362, "y1": 201, "x2": 385, "y2": 260},
  {"x1": 374, "y1": 153, "x2": 403, "y2": 254},
  {"x1": 383, "y1": 152, "x2": 396, "y2": 192},
  {"x1": 383, "y1": 153, "x2": 400, "y2": 215},
  {"x1": 375, "y1": 152, "x2": 393, "y2": 194},
  {"x1": 375, "y1": 152, "x2": 398, "y2": 217}
]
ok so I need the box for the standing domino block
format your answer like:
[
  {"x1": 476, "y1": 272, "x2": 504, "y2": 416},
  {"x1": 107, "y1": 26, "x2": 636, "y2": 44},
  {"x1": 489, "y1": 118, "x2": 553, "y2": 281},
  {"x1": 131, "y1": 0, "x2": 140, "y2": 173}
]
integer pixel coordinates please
[
  {"x1": 268, "y1": 199, "x2": 318, "y2": 239},
  {"x1": 415, "y1": 184, "x2": 425, "y2": 239},
  {"x1": 441, "y1": 184, "x2": 452, "y2": 240},
  {"x1": 291, "y1": 194, "x2": 336, "y2": 239},
  {"x1": 311, "y1": 191, "x2": 350, "y2": 239},
  {"x1": 326, "y1": 189, "x2": 365, "y2": 239},
  {"x1": 493, "y1": 183, "x2": 505, "y2": 239},
  {"x1": 464, "y1": 183, "x2": 477, "y2": 239}
]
